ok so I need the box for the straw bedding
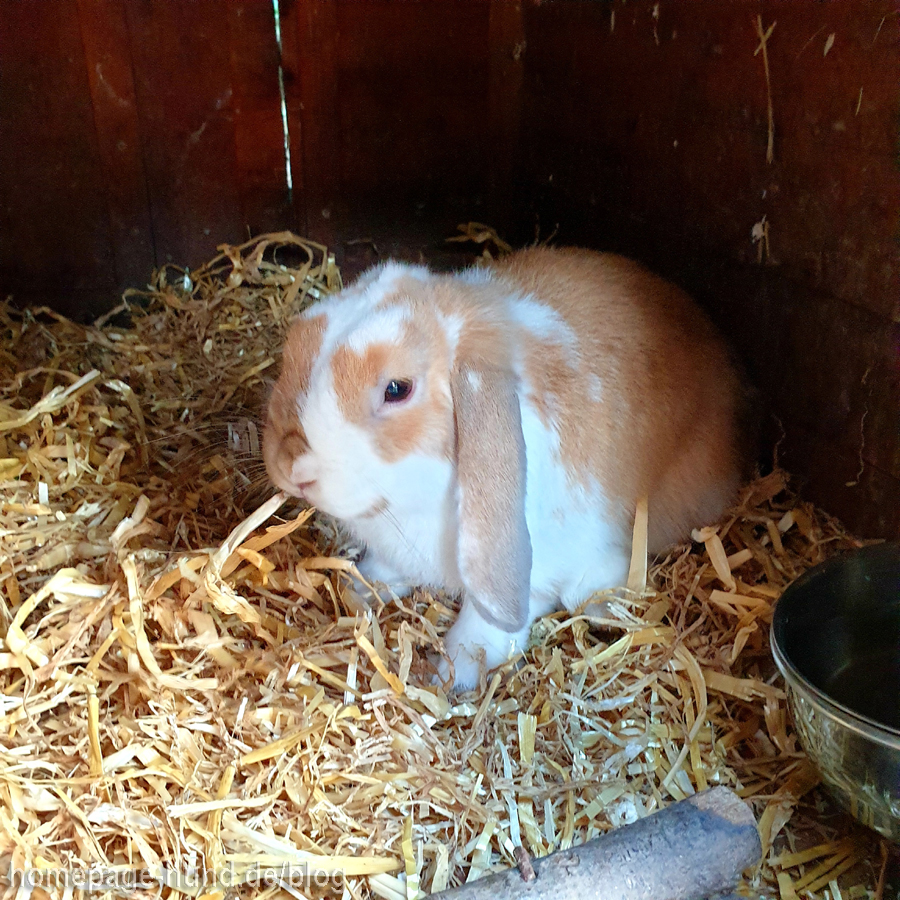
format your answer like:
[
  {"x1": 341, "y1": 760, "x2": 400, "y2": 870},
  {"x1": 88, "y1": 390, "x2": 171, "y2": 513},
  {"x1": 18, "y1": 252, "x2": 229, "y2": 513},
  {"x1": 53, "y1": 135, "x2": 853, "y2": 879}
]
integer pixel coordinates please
[{"x1": 0, "y1": 233, "x2": 887, "y2": 900}]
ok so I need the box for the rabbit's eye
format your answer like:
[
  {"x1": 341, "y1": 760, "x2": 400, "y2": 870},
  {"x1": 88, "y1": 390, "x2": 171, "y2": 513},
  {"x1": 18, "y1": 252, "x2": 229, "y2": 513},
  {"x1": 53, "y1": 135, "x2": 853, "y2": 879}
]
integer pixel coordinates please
[{"x1": 384, "y1": 379, "x2": 414, "y2": 403}]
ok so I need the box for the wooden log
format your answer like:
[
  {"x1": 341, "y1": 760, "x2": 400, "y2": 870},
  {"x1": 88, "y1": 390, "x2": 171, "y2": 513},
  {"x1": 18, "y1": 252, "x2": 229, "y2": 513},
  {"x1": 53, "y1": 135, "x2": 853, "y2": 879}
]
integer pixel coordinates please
[{"x1": 431, "y1": 786, "x2": 761, "y2": 900}]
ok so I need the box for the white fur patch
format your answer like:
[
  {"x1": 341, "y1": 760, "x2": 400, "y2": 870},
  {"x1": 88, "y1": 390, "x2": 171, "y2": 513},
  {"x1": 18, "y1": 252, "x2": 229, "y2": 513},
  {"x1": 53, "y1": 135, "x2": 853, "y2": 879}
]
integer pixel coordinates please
[
  {"x1": 438, "y1": 597, "x2": 533, "y2": 690},
  {"x1": 345, "y1": 305, "x2": 410, "y2": 352},
  {"x1": 458, "y1": 266, "x2": 494, "y2": 285},
  {"x1": 508, "y1": 294, "x2": 578, "y2": 350},
  {"x1": 588, "y1": 373, "x2": 603, "y2": 403},
  {"x1": 437, "y1": 311, "x2": 464, "y2": 358},
  {"x1": 300, "y1": 355, "x2": 460, "y2": 585},
  {"x1": 316, "y1": 262, "x2": 428, "y2": 358},
  {"x1": 519, "y1": 389, "x2": 630, "y2": 611},
  {"x1": 349, "y1": 453, "x2": 461, "y2": 591},
  {"x1": 465, "y1": 370, "x2": 482, "y2": 391},
  {"x1": 355, "y1": 260, "x2": 431, "y2": 295}
]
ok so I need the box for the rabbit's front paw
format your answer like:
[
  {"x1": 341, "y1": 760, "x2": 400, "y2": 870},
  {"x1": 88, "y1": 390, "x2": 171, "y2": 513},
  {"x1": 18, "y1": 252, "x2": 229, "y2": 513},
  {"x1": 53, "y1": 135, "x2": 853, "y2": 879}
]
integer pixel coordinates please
[
  {"x1": 354, "y1": 553, "x2": 413, "y2": 600},
  {"x1": 435, "y1": 643, "x2": 481, "y2": 694},
  {"x1": 436, "y1": 601, "x2": 530, "y2": 693}
]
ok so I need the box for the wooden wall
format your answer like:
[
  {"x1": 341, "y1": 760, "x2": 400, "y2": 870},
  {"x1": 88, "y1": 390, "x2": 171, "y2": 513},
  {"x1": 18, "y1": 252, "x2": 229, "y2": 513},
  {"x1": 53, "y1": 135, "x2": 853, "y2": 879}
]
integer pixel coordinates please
[
  {"x1": 1, "y1": 0, "x2": 898, "y2": 539},
  {"x1": 512, "y1": 1, "x2": 900, "y2": 539},
  {"x1": 0, "y1": 0, "x2": 514, "y2": 317}
]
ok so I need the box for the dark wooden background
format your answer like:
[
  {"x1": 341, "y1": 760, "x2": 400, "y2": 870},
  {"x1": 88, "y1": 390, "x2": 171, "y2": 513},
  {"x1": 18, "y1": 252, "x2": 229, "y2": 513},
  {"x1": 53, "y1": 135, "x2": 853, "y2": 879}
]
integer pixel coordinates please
[{"x1": 1, "y1": 0, "x2": 898, "y2": 539}]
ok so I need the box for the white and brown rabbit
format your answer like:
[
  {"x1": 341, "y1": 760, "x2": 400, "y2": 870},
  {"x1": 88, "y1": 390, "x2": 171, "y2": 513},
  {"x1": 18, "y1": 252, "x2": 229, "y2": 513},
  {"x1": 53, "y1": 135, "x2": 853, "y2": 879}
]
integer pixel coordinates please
[{"x1": 264, "y1": 247, "x2": 745, "y2": 690}]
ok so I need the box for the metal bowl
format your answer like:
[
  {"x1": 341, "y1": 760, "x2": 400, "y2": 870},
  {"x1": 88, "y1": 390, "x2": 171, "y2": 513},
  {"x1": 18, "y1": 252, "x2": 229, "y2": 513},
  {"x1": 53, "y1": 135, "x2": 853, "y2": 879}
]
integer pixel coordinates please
[{"x1": 771, "y1": 541, "x2": 900, "y2": 839}]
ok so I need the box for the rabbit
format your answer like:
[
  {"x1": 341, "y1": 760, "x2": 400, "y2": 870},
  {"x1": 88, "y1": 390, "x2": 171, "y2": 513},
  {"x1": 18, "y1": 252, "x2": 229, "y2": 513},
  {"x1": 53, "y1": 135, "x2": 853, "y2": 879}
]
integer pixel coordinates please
[{"x1": 263, "y1": 246, "x2": 746, "y2": 691}]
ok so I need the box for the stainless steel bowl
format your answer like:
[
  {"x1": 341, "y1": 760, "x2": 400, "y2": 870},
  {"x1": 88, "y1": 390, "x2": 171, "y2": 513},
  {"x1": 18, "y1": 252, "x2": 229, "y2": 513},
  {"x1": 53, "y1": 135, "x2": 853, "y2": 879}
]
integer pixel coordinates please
[{"x1": 771, "y1": 541, "x2": 900, "y2": 839}]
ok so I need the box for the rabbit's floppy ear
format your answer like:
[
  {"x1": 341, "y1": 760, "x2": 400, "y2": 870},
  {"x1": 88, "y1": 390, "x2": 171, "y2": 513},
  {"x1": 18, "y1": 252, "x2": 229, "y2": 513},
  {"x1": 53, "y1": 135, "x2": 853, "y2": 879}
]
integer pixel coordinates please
[{"x1": 450, "y1": 361, "x2": 531, "y2": 632}]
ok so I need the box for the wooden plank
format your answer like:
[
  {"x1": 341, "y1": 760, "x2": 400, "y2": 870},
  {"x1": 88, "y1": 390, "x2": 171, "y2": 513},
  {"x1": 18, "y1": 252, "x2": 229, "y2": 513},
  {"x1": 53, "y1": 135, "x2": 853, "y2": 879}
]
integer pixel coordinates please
[
  {"x1": 276, "y1": 0, "x2": 306, "y2": 231},
  {"x1": 283, "y1": 0, "x2": 494, "y2": 257},
  {"x1": 488, "y1": 0, "x2": 525, "y2": 239},
  {"x1": 281, "y1": 0, "x2": 340, "y2": 248},
  {"x1": 519, "y1": 0, "x2": 900, "y2": 319},
  {"x1": 772, "y1": 420, "x2": 900, "y2": 540},
  {"x1": 226, "y1": 1, "x2": 295, "y2": 238},
  {"x1": 772, "y1": 288, "x2": 900, "y2": 484},
  {"x1": 122, "y1": 0, "x2": 246, "y2": 269},
  {"x1": 0, "y1": 0, "x2": 117, "y2": 319},
  {"x1": 76, "y1": 0, "x2": 156, "y2": 291},
  {"x1": 333, "y1": 1, "x2": 491, "y2": 208},
  {"x1": 746, "y1": 0, "x2": 900, "y2": 319}
]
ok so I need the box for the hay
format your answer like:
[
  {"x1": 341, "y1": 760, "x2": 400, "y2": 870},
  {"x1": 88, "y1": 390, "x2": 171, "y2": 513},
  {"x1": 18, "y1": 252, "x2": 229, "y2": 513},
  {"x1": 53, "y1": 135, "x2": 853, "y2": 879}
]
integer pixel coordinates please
[
  {"x1": 0, "y1": 232, "x2": 886, "y2": 900},
  {"x1": 754, "y1": 16, "x2": 776, "y2": 166}
]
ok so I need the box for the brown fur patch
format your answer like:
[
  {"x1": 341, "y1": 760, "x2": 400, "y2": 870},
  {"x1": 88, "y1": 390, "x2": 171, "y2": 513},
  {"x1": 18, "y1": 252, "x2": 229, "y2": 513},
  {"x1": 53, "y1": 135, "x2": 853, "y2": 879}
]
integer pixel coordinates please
[
  {"x1": 262, "y1": 314, "x2": 325, "y2": 493},
  {"x1": 331, "y1": 342, "x2": 391, "y2": 415},
  {"x1": 280, "y1": 313, "x2": 326, "y2": 398},
  {"x1": 330, "y1": 319, "x2": 454, "y2": 463}
]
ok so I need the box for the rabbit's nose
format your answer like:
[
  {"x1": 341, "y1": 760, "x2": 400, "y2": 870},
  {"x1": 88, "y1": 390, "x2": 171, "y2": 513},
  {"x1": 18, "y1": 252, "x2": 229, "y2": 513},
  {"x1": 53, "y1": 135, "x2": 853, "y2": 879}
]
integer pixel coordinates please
[
  {"x1": 289, "y1": 457, "x2": 319, "y2": 497},
  {"x1": 290, "y1": 455, "x2": 314, "y2": 480}
]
